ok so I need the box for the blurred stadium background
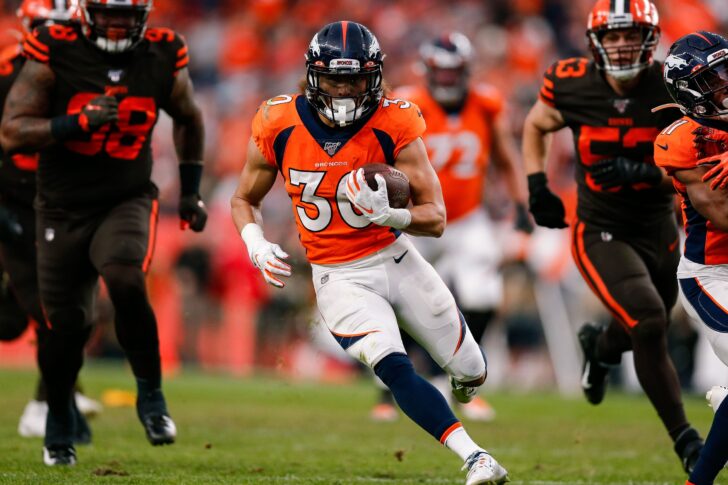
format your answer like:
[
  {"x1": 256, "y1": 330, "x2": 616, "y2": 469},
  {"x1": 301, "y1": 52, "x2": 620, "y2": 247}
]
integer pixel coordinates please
[{"x1": 0, "y1": 0, "x2": 727, "y2": 402}]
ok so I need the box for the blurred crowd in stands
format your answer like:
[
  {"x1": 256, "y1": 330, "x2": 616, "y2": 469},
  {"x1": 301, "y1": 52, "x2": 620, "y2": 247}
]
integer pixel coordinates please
[{"x1": 0, "y1": 0, "x2": 726, "y2": 394}]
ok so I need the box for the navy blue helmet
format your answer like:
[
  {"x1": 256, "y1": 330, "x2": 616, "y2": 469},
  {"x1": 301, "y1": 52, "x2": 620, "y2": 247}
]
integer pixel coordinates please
[
  {"x1": 419, "y1": 32, "x2": 473, "y2": 106},
  {"x1": 305, "y1": 21, "x2": 384, "y2": 126},
  {"x1": 664, "y1": 31, "x2": 728, "y2": 120}
]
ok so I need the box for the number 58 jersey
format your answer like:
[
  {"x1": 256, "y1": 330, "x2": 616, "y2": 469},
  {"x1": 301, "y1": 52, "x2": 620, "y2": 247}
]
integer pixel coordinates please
[
  {"x1": 252, "y1": 95, "x2": 425, "y2": 265},
  {"x1": 539, "y1": 58, "x2": 678, "y2": 230},
  {"x1": 23, "y1": 23, "x2": 189, "y2": 208}
]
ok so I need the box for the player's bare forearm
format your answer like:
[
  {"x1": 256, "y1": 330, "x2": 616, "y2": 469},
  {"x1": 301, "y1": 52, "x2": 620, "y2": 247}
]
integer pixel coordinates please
[
  {"x1": 405, "y1": 201, "x2": 446, "y2": 237},
  {"x1": 394, "y1": 138, "x2": 446, "y2": 237},
  {"x1": 173, "y1": 117, "x2": 204, "y2": 162},
  {"x1": 0, "y1": 60, "x2": 55, "y2": 153},
  {"x1": 167, "y1": 68, "x2": 204, "y2": 162},
  {"x1": 522, "y1": 100, "x2": 564, "y2": 175},
  {"x1": 491, "y1": 116, "x2": 528, "y2": 204},
  {"x1": 230, "y1": 138, "x2": 277, "y2": 233},
  {"x1": 679, "y1": 166, "x2": 728, "y2": 231},
  {"x1": 231, "y1": 189, "x2": 262, "y2": 234}
]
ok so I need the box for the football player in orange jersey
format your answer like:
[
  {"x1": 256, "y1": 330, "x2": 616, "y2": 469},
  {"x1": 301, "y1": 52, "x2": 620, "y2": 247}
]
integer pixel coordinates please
[
  {"x1": 370, "y1": 32, "x2": 532, "y2": 423},
  {"x1": 522, "y1": 0, "x2": 703, "y2": 473},
  {"x1": 653, "y1": 31, "x2": 728, "y2": 485},
  {"x1": 231, "y1": 21, "x2": 509, "y2": 485},
  {"x1": 0, "y1": 0, "x2": 101, "y2": 443}
]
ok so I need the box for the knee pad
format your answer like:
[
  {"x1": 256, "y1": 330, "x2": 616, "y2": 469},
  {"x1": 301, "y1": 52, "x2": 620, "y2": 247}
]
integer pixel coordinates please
[{"x1": 101, "y1": 264, "x2": 146, "y2": 303}]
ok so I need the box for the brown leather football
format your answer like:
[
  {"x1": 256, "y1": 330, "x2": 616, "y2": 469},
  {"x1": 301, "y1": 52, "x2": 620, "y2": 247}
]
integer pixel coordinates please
[{"x1": 361, "y1": 163, "x2": 411, "y2": 209}]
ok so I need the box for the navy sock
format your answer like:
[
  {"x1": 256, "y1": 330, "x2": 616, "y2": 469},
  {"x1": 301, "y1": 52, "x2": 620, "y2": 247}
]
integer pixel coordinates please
[
  {"x1": 689, "y1": 398, "x2": 728, "y2": 485},
  {"x1": 136, "y1": 378, "x2": 168, "y2": 418},
  {"x1": 374, "y1": 353, "x2": 458, "y2": 441}
]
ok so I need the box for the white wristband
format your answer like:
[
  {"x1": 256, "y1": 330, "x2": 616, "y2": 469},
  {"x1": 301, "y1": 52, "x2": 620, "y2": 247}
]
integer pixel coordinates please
[
  {"x1": 386, "y1": 208, "x2": 411, "y2": 230},
  {"x1": 241, "y1": 223, "x2": 265, "y2": 263}
]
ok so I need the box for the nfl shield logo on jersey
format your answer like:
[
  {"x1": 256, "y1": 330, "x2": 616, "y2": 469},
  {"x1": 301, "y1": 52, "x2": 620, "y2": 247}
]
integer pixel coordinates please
[
  {"x1": 108, "y1": 69, "x2": 124, "y2": 83},
  {"x1": 613, "y1": 99, "x2": 630, "y2": 114},
  {"x1": 323, "y1": 141, "x2": 342, "y2": 156}
]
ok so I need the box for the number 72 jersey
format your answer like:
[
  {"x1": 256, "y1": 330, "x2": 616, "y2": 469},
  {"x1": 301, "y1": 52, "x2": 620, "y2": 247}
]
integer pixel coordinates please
[
  {"x1": 539, "y1": 58, "x2": 679, "y2": 229},
  {"x1": 23, "y1": 23, "x2": 189, "y2": 208},
  {"x1": 252, "y1": 94, "x2": 425, "y2": 265}
]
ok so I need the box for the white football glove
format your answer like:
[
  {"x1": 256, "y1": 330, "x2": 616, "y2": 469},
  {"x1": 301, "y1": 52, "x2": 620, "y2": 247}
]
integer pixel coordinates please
[
  {"x1": 345, "y1": 168, "x2": 411, "y2": 229},
  {"x1": 240, "y1": 223, "x2": 291, "y2": 288}
]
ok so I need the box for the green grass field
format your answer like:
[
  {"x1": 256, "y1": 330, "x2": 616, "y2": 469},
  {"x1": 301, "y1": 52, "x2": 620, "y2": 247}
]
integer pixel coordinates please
[{"x1": 0, "y1": 364, "x2": 721, "y2": 484}]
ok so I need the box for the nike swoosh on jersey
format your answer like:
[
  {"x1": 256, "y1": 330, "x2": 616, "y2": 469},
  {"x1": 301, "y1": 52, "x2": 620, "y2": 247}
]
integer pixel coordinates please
[
  {"x1": 393, "y1": 250, "x2": 409, "y2": 264},
  {"x1": 656, "y1": 143, "x2": 668, "y2": 151}
]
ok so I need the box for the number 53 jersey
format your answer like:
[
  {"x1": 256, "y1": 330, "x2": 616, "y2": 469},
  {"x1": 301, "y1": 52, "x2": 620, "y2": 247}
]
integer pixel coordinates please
[
  {"x1": 252, "y1": 95, "x2": 425, "y2": 265},
  {"x1": 23, "y1": 23, "x2": 189, "y2": 208},
  {"x1": 539, "y1": 58, "x2": 679, "y2": 230}
]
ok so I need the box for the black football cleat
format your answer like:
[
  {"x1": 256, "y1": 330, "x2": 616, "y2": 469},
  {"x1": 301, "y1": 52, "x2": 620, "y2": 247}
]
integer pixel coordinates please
[
  {"x1": 578, "y1": 323, "x2": 610, "y2": 405},
  {"x1": 43, "y1": 444, "x2": 76, "y2": 466},
  {"x1": 141, "y1": 413, "x2": 177, "y2": 446},
  {"x1": 137, "y1": 388, "x2": 176, "y2": 445},
  {"x1": 675, "y1": 427, "x2": 704, "y2": 474}
]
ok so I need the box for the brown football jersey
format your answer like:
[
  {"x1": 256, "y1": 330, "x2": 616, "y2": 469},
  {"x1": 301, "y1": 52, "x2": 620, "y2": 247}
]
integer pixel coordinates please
[
  {"x1": 540, "y1": 58, "x2": 679, "y2": 231},
  {"x1": 23, "y1": 23, "x2": 188, "y2": 208}
]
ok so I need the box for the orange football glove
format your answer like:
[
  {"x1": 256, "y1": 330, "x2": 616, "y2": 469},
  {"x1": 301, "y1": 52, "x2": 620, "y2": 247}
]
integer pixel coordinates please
[
  {"x1": 693, "y1": 126, "x2": 728, "y2": 190},
  {"x1": 692, "y1": 126, "x2": 728, "y2": 159}
]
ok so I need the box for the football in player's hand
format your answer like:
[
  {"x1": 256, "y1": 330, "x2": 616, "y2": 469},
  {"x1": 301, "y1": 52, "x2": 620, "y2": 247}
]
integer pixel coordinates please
[{"x1": 362, "y1": 163, "x2": 411, "y2": 209}]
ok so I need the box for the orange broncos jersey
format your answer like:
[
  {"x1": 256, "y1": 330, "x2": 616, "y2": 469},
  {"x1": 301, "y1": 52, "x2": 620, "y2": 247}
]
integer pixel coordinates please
[
  {"x1": 654, "y1": 116, "x2": 728, "y2": 265},
  {"x1": 252, "y1": 94, "x2": 425, "y2": 265},
  {"x1": 394, "y1": 84, "x2": 503, "y2": 222}
]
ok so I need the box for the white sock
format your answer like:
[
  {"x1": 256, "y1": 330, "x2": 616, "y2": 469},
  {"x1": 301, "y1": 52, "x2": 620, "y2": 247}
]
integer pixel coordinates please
[{"x1": 444, "y1": 427, "x2": 484, "y2": 461}]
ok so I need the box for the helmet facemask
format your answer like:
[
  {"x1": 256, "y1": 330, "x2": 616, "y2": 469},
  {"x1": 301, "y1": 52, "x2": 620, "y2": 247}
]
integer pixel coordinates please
[
  {"x1": 681, "y1": 58, "x2": 728, "y2": 121},
  {"x1": 588, "y1": 25, "x2": 659, "y2": 81},
  {"x1": 306, "y1": 59, "x2": 383, "y2": 127},
  {"x1": 81, "y1": 0, "x2": 151, "y2": 53}
]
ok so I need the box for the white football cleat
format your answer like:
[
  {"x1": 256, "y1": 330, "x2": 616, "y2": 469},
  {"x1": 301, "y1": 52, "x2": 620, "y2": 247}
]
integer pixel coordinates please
[
  {"x1": 460, "y1": 396, "x2": 496, "y2": 422},
  {"x1": 462, "y1": 450, "x2": 509, "y2": 485},
  {"x1": 43, "y1": 445, "x2": 76, "y2": 466},
  {"x1": 75, "y1": 392, "x2": 103, "y2": 417},
  {"x1": 706, "y1": 386, "x2": 728, "y2": 413},
  {"x1": 18, "y1": 400, "x2": 48, "y2": 438}
]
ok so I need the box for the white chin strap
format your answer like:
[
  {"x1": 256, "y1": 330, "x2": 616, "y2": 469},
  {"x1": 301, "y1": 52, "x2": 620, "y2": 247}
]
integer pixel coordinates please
[
  {"x1": 325, "y1": 98, "x2": 362, "y2": 127},
  {"x1": 94, "y1": 36, "x2": 134, "y2": 53}
]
